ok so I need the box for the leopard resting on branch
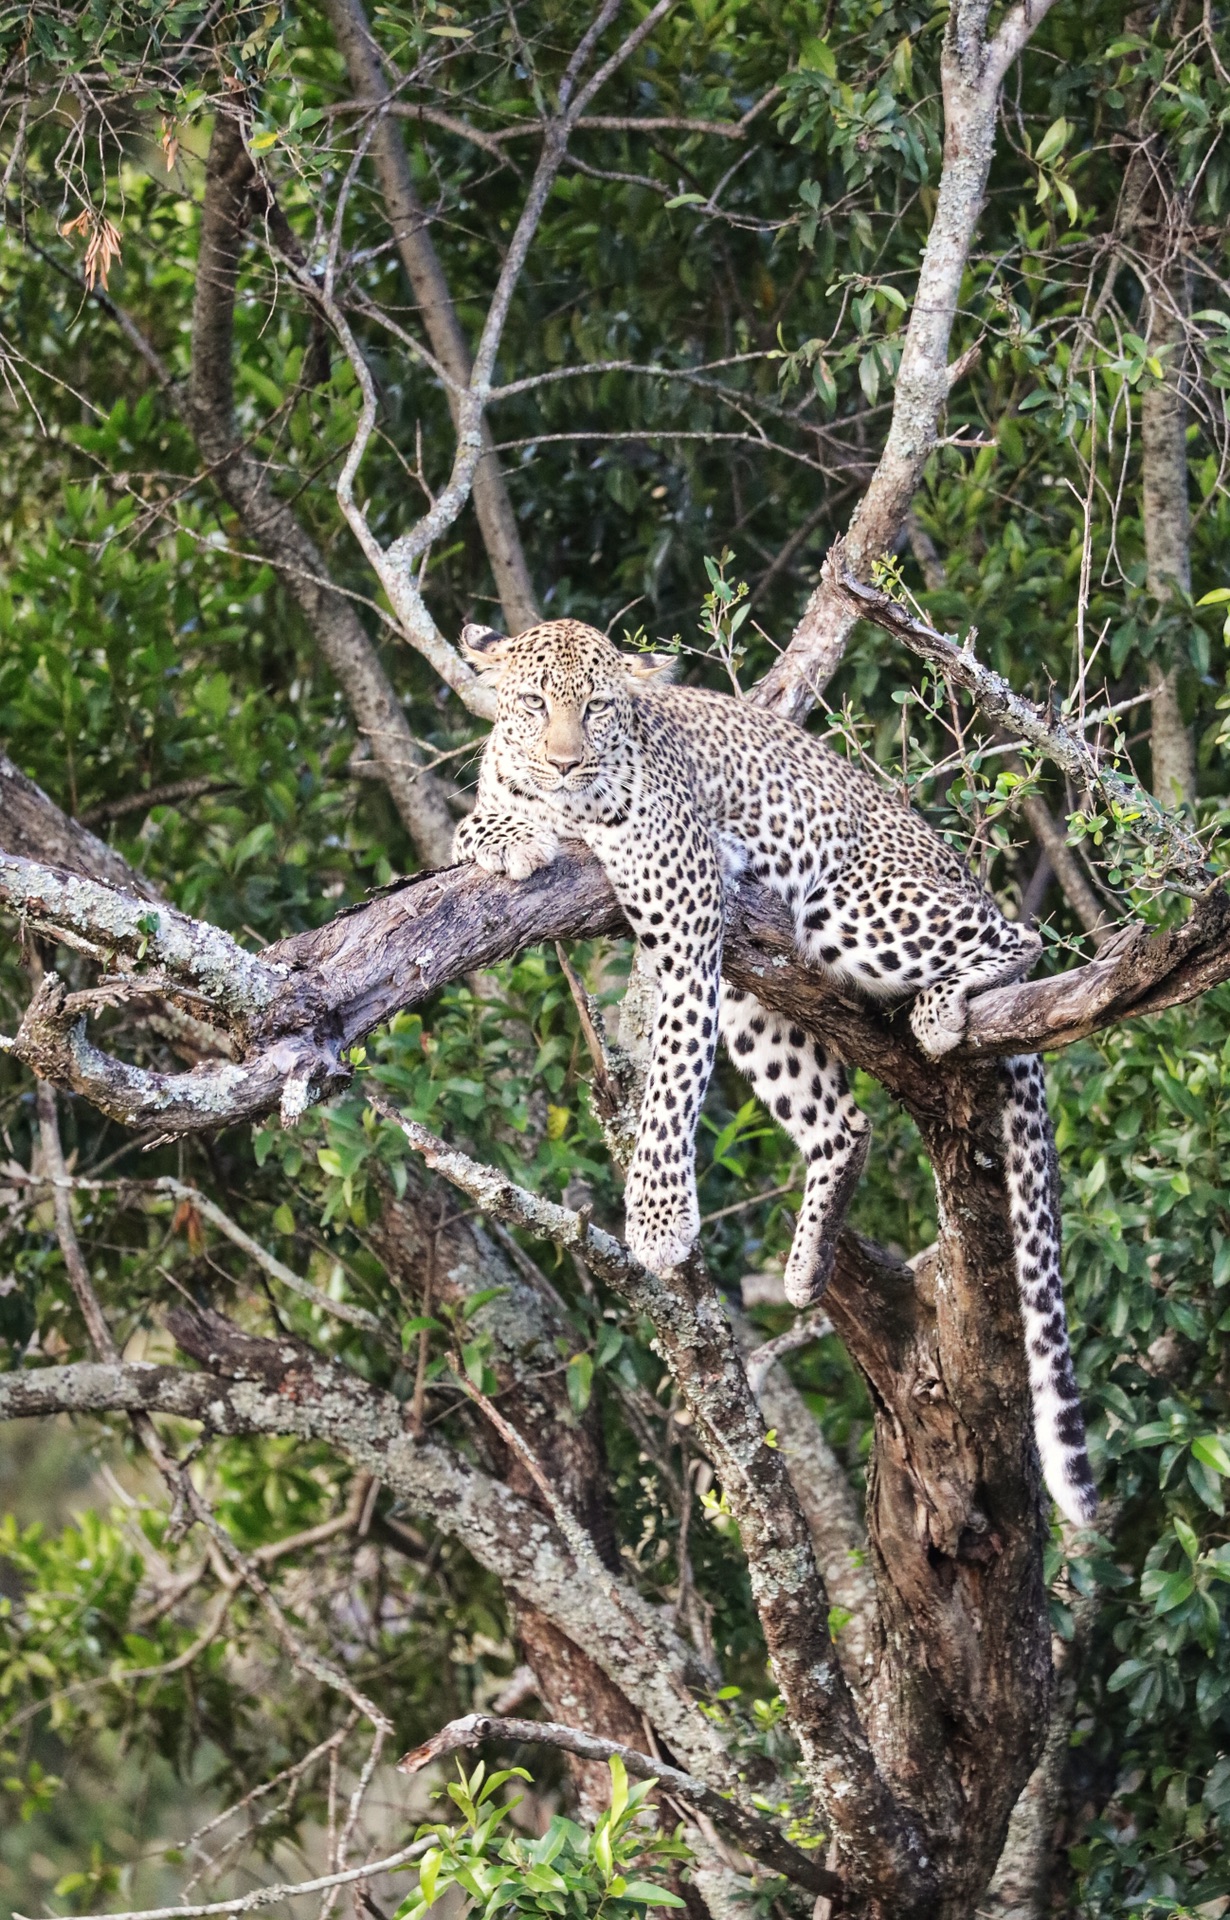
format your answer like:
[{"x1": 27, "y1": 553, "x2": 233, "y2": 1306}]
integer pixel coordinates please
[{"x1": 454, "y1": 616, "x2": 1097, "y2": 1526}]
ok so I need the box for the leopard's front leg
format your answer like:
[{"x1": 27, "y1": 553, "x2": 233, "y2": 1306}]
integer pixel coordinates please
[{"x1": 604, "y1": 816, "x2": 725, "y2": 1273}]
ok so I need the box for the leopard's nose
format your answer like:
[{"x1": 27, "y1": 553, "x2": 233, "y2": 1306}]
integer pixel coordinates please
[{"x1": 546, "y1": 747, "x2": 584, "y2": 773}]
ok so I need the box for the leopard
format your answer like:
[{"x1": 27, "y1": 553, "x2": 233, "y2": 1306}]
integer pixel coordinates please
[{"x1": 453, "y1": 616, "x2": 1097, "y2": 1526}]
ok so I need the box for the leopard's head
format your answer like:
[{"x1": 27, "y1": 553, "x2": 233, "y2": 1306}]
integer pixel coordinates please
[{"x1": 461, "y1": 618, "x2": 670, "y2": 799}]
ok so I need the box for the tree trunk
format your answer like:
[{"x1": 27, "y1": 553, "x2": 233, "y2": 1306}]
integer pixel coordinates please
[{"x1": 1141, "y1": 253, "x2": 1197, "y2": 809}]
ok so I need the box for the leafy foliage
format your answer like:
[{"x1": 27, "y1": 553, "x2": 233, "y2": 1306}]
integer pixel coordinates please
[{"x1": 397, "y1": 1759, "x2": 688, "y2": 1920}]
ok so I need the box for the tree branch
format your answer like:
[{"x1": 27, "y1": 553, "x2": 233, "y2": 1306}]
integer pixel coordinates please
[
  {"x1": 318, "y1": 0, "x2": 677, "y2": 715},
  {"x1": 186, "y1": 109, "x2": 455, "y2": 862},
  {"x1": 0, "y1": 1324, "x2": 733, "y2": 1790},
  {"x1": 399, "y1": 1714, "x2": 841, "y2": 1898},
  {"x1": 369, "y1": 1098, "x2": 931, "y2": 1904},
  {"x1": 821, "y1": 548, "x2": 1208, "y2": 886},
  {"x1": 5, "y1": 848, "x2": 1230, "y2": 1135},
  {"x1": 320, "y1": 0, "x2": 540, "y2": 634},
  {"x1": 753, "y1": 0, "x2": 1061, "y2": 720}
]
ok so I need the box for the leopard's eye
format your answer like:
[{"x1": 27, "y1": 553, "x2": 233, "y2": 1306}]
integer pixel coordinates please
[
  {"x1": 585, "y1": 697, "x2": 611, "y2": 719},
  {"x1": 518, "y1": 691, "x2": 547, "y2": 714}
]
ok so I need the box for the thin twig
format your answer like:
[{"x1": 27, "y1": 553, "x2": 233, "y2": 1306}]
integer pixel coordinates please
[{"x1": 398, "y1": 1714, "x2": 840, "y2": 1898}]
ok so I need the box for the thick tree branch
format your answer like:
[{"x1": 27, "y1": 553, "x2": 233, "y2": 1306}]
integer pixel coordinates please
[
  {"x1": 5, "y1": 849, "x2": 1230, "y2": 1134},
  {"x1": 1141, "y1": 243, "x2": 1197, "y2": 808},
  {"x1": 370, "y1": 1099, "x2": 933, "y2": 1905},
  {"x1": 399, "y1": 1714, "x2": 841, "y2": 1898},
  {"x1": 740, "y1": 1312, "x2": 876, "y2": 1687}
]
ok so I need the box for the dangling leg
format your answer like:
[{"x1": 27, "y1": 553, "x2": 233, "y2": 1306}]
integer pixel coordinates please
[{"x1": 720, "y1": 983, "x2": 869, "y2": 1307}]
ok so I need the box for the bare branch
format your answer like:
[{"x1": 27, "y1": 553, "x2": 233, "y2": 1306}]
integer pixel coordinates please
[
  {"x1": 321, "y1": 0, "x2": 540, "y2": 633},
  {"x1": 822, "y1": 550, "x2": 1208, "y2": 887},
  {"x1": 399, "y1": 1713, "x2": 842, "y2": 1899},
  {"x1": 324, "y1": 0, "x2": 679, "y2": 710},
  {"x1": 0, "y1": 851, "x2": 286, "y2": 1014},
  {"x1": 754, "y1": 0, "x2": 1060, "y2": 719},
  {"x1": 11, "y1": 1840, "x2": 434, "y2": 1920},
  {"x1": 0, "y1": 1321, "x2": 732, "y2": 1788}
]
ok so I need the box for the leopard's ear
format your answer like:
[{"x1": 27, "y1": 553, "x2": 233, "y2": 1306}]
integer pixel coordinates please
[
  {"x1": 460, "y1": 623, "x2": 516, "y2": 676},
  {"x1": 623, "y1": 650, "x2": 680, "y2": 684}
]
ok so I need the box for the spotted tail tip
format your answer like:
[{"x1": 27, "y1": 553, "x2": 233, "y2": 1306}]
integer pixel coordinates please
[{"x1": 1050, "y1": 1469, "x2": 1098, "y2": 1530}]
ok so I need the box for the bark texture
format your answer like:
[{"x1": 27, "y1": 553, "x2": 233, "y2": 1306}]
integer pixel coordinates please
[
  {"x1": 1141, "y1": 275, "x2": 1198, "y2": 808},
  {"x1": 369, "y1": 1168, "x2": 653, "y2": 1815}
]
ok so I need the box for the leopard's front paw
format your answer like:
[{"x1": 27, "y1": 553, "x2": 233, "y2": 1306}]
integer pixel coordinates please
[
  {"x1": 453, "y1": 818, "x2": 562, "y2": 881},
  {"x1": 624, "y1": 1165, "x2": 700, "y2": 1273}
]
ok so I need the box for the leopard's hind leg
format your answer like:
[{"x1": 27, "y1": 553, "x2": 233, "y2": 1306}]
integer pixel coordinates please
[
  {"x1": 720, "y1": 984, "x2": 869, "y2": 1307},
  {"x1": 798, "y1": 869, "x2": 1041, "y2": 1059},
  {"x1": 907, "y1": 914, "x2": 1041, "y2": 1058}
]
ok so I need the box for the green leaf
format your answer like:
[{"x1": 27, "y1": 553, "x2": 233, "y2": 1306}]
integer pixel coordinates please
[
  {"x1": 400, "y1": 1315, "x2": 445, "y2": 1347},
  {"x1": 1192, "y1": 1433, "x2": 1230, "y2": 1477},
  {"x1": 798, "y1": 36, "x2": 837, "y2": 74},
  {"x1": 608, "y1": 1753, "x2": 628, "y2": 1825},
  {"x1": 1034, "y1": 116, "x2": 1071, "y2": 166},
  {"x1": 1175, "y1": 1516, "x2": 1201, "y2": 1561},
  {"x1": 567, "y1": 1351, "x2": 594, "y2": 1414},
  {"x1": 664, "y1": 193, "x2": 706, "y2": 210},
  {"x1": 417, "y1": 1848, "x2": 442, "y2": 1907},
  {"x1": 620, "y1": 1886, "x2": 687, "y2": 1906},
  {"x1": 1152, "y1": 1569, "x2": 1196, "y2": 1613}
]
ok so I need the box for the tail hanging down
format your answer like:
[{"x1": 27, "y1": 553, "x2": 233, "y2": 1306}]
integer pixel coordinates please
[{"x1": 1001, "y1": 1054, "x2": 1097, "y2": 1527}]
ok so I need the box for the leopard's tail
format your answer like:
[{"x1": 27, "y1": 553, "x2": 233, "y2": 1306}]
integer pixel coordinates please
[{"x1": 1001, "y1": 1054, "x2": 1098, "y2": 1527}]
